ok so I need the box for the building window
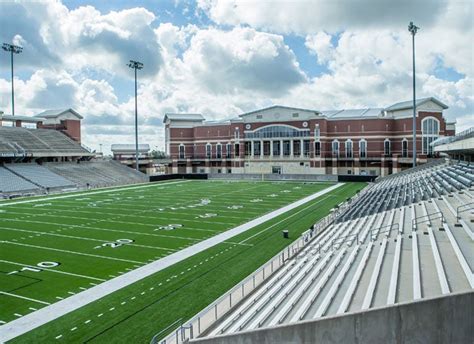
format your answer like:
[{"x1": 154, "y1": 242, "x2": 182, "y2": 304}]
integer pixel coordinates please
[
  {"x1": 314, "y1": 124, "x2": 320, "y2": 138},
  {"x1": 314, "y1": 141, "x2": 321, "y2": 157},
  {"x1": 226, "y1": 143, "x2": 231, "y2": 159},
  {"x1": 402, "y1": 139, "x2": 408, "y2": 158},
  {"x1": 244, "y1": 142, "x2": 251, "y2": 156},
  {"x1": 234, "y1": 128, "x2": 240, "y2": 140},
  {"x1": 422, "y1": 117, "x2": 440, "y2": 156},
  {"x1": 245, "y1": 125, "x2": 310, "y2": 139},
  {"x1": 292, "y1": 113, "x2": 299, "y2": 118},
  {"x1": 332, "y1": 140, "x2": 339, "y2": 158},
  {"x1": 384, "y1": 139, "x2": 391, "y2": 156},
  {"x1": 273, "y1": 140, "x2": 281, "y2": 156},
  {"x1": 179, "y1": 144, "x2": 185, "y2": 159},
  {"x1": 303, "y1": 140, "x2": 310, "y2": 157},
  {"x1": 256, "y1": 115, "x2": 262, "y2": 119},
  {"x1": 206, "y1": 143, "x2": 212, "y2": 158},
  {"x1": 263, "y1": 141, "x2": 271, "y2": 156},
  {"x1": 235, "y1": 143, "x2": 240, "y2": 157},
  {"x1": 253, "y1": 141, "x2": 261, "y2": 156},
  {"x1": 359, "y1": 139, "x2": 367, "y2": 158},
  {"x1": 216, "y1": 144, "x2": 222, "y2": 159},
  {"x1": 293, "y1": 141, "x2": 301, "y2": 156},
  {"x1": 345, "y1": 140, "x2": 353, "y2": 158},
  {"x1": 283, "y1": 140, "x2": 291, "y2": 156}
]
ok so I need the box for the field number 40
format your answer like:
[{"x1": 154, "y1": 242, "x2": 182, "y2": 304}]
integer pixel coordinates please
[{"x1": 8, "y1": 261, "x2": 60, "y2": 275}]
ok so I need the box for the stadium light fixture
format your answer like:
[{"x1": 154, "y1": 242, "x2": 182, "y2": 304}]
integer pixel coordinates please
[
  {"x1": 127, "y1": 60, "x2": 144, "y2": 171},
  {"x1": 2, "y1": 43, "x2": 23, "y2": 117},
  {"x1": 408, "y1": 22, "x2": 419, "y2": 168}
]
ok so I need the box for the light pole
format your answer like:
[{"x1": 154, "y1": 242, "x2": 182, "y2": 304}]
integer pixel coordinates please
[
  {"x1": 408, "y1": 22, "x2": 419, "y2": 168},
  {"x1": 2, "y1": 43, "x2": 23, "y2": 116},
  {"x1": 127, "y1": 60, "x2": 143, "y2": 171}
]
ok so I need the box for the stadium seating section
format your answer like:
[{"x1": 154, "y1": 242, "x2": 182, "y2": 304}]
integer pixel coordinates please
[
  {"x1": 0, "y1": 127, "x2": 89, "y2": 156},
  {"x1": 202, "y1": 160, "x2": 473, "y2": 338},
  {"x1": 0, "y1": 161, "x2": 149, "y2": 197}
]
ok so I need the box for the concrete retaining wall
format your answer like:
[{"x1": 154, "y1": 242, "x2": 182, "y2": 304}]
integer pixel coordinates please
[
  {"x1": 191, "y1": 291, "x2": 473, "y2": 344},
  {"x1": 208, "y1": 173, "x2": 337, "y2": 182}
]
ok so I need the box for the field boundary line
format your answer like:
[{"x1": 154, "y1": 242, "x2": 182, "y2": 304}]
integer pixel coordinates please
[
  {"x1": 0, "y1": 292, "x2": 51, "y2": 306},
  {"x1": 0, "y1": 183, "x2": 344, "y2": 342}
]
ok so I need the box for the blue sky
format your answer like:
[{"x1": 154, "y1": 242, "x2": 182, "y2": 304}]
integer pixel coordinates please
[{"x1": 0, "y1": 0, "x2": 472, "y2": 153}]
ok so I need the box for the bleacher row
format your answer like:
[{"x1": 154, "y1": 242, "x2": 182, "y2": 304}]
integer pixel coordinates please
[
  {"x1": 341, "y1": 160, "x2": 473, "y2": 221},
  {"x1": 0, "y1": 161, "x2": 149, "y2": 197},
  {"x1": 0, "y1": 127, "x2": 90, "y2": 156},
  {"x1": 203, "y1": 161, "x2": 473, "y2": 339}
]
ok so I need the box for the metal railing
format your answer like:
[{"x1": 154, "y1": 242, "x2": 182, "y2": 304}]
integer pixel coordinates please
[
  {"x1": 412, "y1": 211, "x2": 445, "y2": 231},
  {"x1": 370, "y1": 223, "x2": 400, "y2": 242},
  {"x1": 456, "y1": 202, "x2": 474, "y2": 221}
]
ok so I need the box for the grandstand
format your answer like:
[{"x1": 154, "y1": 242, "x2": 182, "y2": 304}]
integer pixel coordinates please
[
  {"x1": 161, "y1": 159, "x2": 473, "y2": 343},
  {"x1": 0, "y1": 125, "x2": 149, "y2": 197}
]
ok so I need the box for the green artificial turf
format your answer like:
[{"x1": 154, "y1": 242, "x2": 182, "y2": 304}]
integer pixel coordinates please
[{"x1": 0, "y1": 180, "x2": 365, "y2": 343}]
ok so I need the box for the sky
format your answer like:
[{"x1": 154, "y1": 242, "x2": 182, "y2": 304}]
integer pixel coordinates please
[{"x1": 0, "y1": 0, "x2": 472, "y2": 154}]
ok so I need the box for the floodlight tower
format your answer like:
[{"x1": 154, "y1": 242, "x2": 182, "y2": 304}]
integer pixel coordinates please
[
  {"x1": 2, "y1": 43, "x2": 23, "y2": 116},
  {"x1": 408, "y1": 22, "x2": 419, "y2": 168},
  {"x1": 127, "y1": 60, "x2": 143, "y2": 171}
]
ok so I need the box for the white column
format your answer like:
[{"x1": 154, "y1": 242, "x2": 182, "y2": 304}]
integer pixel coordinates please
[
  {"x1": 280, "y1": 140, "x2": 283, "y2": 157},
  {"x1": 251, "y1": 141, "x2": 254, "y2": 158},
  {"x1": 300, "y1": 139, "x2": 304, "y2": 157},
  {"x1": 270, "y1": 141, "x2": 273, "y2": 157},
  {"x1": 290, "y1": 140, "x2": 294, "y2": 157},
  {"x1": 260, "y1": 140, "x2": 264, "y2": 157}
]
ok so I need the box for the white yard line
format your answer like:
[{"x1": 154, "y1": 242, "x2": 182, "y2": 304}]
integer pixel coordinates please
[
  {"x1": 0, "y1": 260, "x2": 106, "y2": 282},
  {"x1": 0, "y1": 180, "x2": 191, "y2": 208},
  {"x1": 0, "y1": 292, "x2": 50, "y2": 305},
  {"x1": 1, "y1": 242, "x2": 144, "y2": 265},
  {"x1": 0, "y1": 183, "x2": 343, "y2": 342}
]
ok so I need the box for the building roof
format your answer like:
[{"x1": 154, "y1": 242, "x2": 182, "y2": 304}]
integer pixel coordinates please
[
  {"x1": 239, "y1": 105, "x2": 321, "y2": 117},
  {"x1": 321, "y1": 108, "x2": 383, "y2": 119},
  {"x1": 163, "y1": 113, "x2": 205, "y2": 122},
  {"x1": 35, "y1": 108, "x2": 83, "y2": 120},
  {"x1": 111, "y1": 144, "x2": 150, "y2": 153},
  {"x1": 0, "y1": 114, "x2": 46, "y2": 123},
  {"x1": 385, "y1": 97, "x2": 448, "y2": 111}
]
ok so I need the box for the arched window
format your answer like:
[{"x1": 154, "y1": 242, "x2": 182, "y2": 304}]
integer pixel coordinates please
[
  {"x1": 179, "y1": 144, "x2": 185, "y2": 159},
  {"x1": 422, "y1": 117, "x2": 440, "y2": 156},
  {"x1": 359, "y1": 139, "x2": 367, "y2": 158},
  {"x1": 332, "y1": 140, "x2": 339, "y2": 158},
  {"x1": 245, "y1": 125, "x2": 310, "y2": 139},
  {"x1": 384, "y1": 139, "x2": 391, "y2": 156},
  {"x1": 345, "y1": 139, "x2": 353, "y2": 158},
  {"x1": 402, "y1": 139, "x2": 408, "y2": 158}
]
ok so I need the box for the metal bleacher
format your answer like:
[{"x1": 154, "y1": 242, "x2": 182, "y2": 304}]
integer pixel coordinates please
[
  {"x1": 198, "y1": 160, "x2": 473, "y2": 340},
  {"x1": 45, "y1": 160, "x2": 149, "y2": 188},
  {"x1": 0, "y1": 167, "x2": 40, "y2": 193},
  {"x1": 5, "y1": 164, "x2": 76, "y2": 189},
  {"x1": 0, "y1": 127, "x2": 90, "y2": 156}
]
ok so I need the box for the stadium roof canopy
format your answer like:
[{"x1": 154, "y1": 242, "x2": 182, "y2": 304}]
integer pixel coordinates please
[
  {"x1": 321, "y1": 108, "x2": 383, "y2": 119},
  {"x1": 35, "y1": 108, "x2": 83, "y2": 120},
  {"x1": 111, "y1": 144, "x2": 150, "y2": 153},
  {"x1": 163, "y1": 113, "x2": 204, "y2": 122},
  {"x1": 385, "y1": 97, "x2": 448, "y2": 111},
  {"x1": 0, "y1": 114, "x2": 46, "y2": 123}
]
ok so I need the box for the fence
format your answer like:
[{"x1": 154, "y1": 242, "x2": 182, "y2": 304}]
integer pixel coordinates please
[{"x1": 152, "y1": 183, "x2": 370, "y2": 344}]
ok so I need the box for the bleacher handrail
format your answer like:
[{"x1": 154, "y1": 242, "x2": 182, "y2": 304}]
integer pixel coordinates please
[{"x1": 456, "y1": 202, "x2": 474, "y2": 221}]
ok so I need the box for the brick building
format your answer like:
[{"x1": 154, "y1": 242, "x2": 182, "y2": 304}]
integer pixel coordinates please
[{"x1": 164, "y1": 97, "x2": 455, "y2": 176}]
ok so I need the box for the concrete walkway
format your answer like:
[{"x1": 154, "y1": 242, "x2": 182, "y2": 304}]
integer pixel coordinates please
[{"x1": 0, "y1": 183, "x2": 343, "y2": 342}]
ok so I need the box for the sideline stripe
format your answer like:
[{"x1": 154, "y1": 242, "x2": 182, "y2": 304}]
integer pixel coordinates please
[
  {"x1": 0, "y1": 292, "x2": 50, "y2": 305},
  {"x1": 0, "y1": 183, "x2": 343, "y2": 342}
]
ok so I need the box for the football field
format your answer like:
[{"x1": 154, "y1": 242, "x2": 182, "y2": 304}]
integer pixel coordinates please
[{"x1": 0, "y1": 179, "x2": 364, "y2": 343}]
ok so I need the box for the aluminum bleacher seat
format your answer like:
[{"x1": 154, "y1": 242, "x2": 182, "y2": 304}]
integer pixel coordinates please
[
  {"x1": 0, "y1": 167, "x2": 40, "y2": 193},
  {"x1": 6, "y1": 164, "x2": 76, "y2": 189}
]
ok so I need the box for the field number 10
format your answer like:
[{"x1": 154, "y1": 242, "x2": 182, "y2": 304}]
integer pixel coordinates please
[{"x1": 8, "y1": 261, "x2": 60, "y2": 275}]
